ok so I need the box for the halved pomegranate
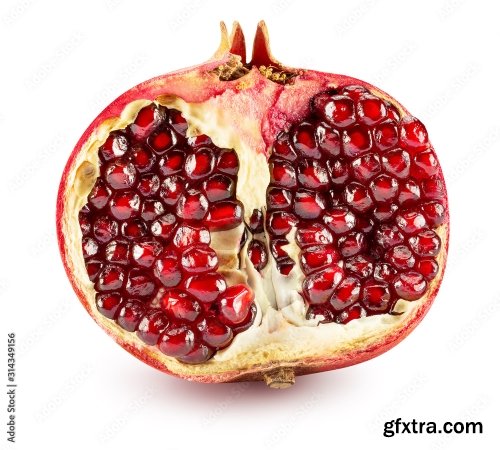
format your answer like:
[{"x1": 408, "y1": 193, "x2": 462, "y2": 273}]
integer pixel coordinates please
[{"x1": 57, "y1": 22, "x2": 449, "y2": 388}]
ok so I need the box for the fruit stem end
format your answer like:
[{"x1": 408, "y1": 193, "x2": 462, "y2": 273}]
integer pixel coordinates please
[{"x1": 263, "y1": 367, "x2": 295, "y2": 389}]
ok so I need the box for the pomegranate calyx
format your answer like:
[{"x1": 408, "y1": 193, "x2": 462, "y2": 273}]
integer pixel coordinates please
[{"x1": 213, "y1": 21, "x2": 297, "y2": 84}]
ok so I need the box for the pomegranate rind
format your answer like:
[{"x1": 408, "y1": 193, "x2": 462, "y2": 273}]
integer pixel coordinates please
[{"x1": 57, "y1": 49, "x2": 449, "y2": 384}]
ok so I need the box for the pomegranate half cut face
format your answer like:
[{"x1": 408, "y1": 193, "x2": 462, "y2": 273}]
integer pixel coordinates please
[{"x1": 57, "y1": 22, "x2": 448, "y2": 388}]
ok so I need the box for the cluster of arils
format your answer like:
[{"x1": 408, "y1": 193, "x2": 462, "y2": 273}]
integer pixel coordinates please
[
  {"x1": 257, "y1": 85, "x2": 445, "y2": 324},
  {"x1": 79, "y1": 104, "x2": 255, "y2": 364}
]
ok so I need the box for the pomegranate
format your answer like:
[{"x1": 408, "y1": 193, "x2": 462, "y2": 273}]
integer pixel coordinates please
[{"x1": 57, "y1": 22, "x2": 449, "y2": 388}]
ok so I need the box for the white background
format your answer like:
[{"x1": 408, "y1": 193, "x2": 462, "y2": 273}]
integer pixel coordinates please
[{"x1": 1, "y1": 0, "x2": 499, "y2": 448}]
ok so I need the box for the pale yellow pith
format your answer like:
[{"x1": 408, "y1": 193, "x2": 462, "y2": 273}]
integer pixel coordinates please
[{"x1": 61, "y1": 96, "x2": 447, "y2": 379}]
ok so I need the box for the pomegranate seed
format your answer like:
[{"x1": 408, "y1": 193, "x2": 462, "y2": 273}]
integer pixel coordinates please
[
  {"x1": 176, "y1": 189, "x2": 209, "y2": 221},
  {"x1": 96, "y1": 264, "x2": 125, "y2": 291},
  {"x1": 356, "y1": 216, "x2": 374, "y2": 233},
  {"x1": 421, "y1": 201, "x2": 445, "y2": 227},
  {"x1": 278, "y1": 259, "x2": 295, "y2": 275},
  {"x1": 248, "y1": 240, "x2": 268, "y2": 270},
  {"x1": 270, "y1": 239, "x2": 288, "y2": 260},
  {"x1": 206, "y1": 201, "x2": 243, "y2": 231},
  {"x1": 96, "y1": 292, "x2": 123, "y2": 319},
  {"x1": 306, "y1": 305, "x2": 335, "y2": 324},
  {"x1": 269, "y1": 159, "x2": 297, "y2": 188},
  {"x1": 158, "y1": 150, "x2": 184, "y2": 176},
  {"x1": 373, "y1": 203, "x2": 398, "y2": 222},
  {"x1": 374, "y1": 263, "x2": 397, "y2": 282},
  {"x1": 105, "y1": 240, "x2": 129, "y2": 264},
  {"x1": 297, "y1": 159, "x2": 329, "y2": 190},
  {"x1": 313, "y1": 93, "x2": 356, "y2": 127},
  {"x1": 267, "y1": 211, "x2": 298, "y2": 236},
  {"x1": 148, "y1": 126, "x2": 177, "y2": 153},
  {"x1": 137, "y1": 310, "x2": 170, "y2": 345},
  {"x1": 151, "y1": 214, "x2": 178, "y2": 240},
  {"x1": 181, "y1": 244, "x2": 218, "y2": 273},
  {"x1": 374, "y1": 224, "x2": 404, "y2": 249},
  {"x1": 159, "y1": 175, "x2": 186, "y2": 206},
  {"x1": 140, "y1": 199, "x2": 164, "y2": 221},
  {"x1": 294, "y1": 190, "x2": 326, "y2": 219},
  {"x1": 351, "y1": 153, "x2": 381, "y2": 182},
  {"x1": 357, "y1": 94, "x2": 387, "y2": 125},
  {"x1": 79, "y1": 207, "x2": 91, "y2": 235},
  {"x1": 172, "y1": 224, "x2": 210, "y2": 248},
  {"x1": 117, "y1": 300, "x2": 146, "y2": 332},
  {"x1": 370, "y1": 175, "x2": 399, "y2": 203},
  {"x1": 336, "y1": 304, "x2": 366, "y2": 324},
  {"x1": 316, "y1": 123, "x2": 341, "y2": 157},
  {"x1": 131, "y1": 239, "x2": 162, "y2": 268},
  {"x1": 217, "y1": 149, "x2": 239, "y2": 175},
  {"x1": 421, "y1": 176, "x2": 445, "y2": 200},
  {"x1": 341, "y1": 85, "x2": 369, "y2": 100},
  {"x1": 330, "y1": 276, "x2": 361, "y2": 311},
  {"x1": 292, "y1": 123, "x2": 321, "y2": 159},
  {"x1": 99, "y1": 132, "x2": 128, "y2": 161},
  {"x1": 272, "y1": 132, "x2": 297, "y2": 161},
  {"x1": 126, "y1": 269, "x2": 156, "y2": 297},
  {"x1": 323, "y1": 206, "x2": 356, "y2": 234},
  {"x1": 104, "y1": 159, "x2": 137, "y2": 190},
  {"x1": 412, "y1": 150, "x2": 439, "y2": 179},
  {"x1": 343, "y1": 126, "x2": 372, "y2": 158},
  {"x1": 93, "y1": 215, "x2": 118, "y2": 243},
  {"x1": 338, "y1": 232, "x2": 366, "y2": 257},
  {"x1": 386, "y1": 245, "x2": 415, "y2": 270},
  {"x1": 409, "y1": 230, "x2": 441, "y2": 256},
  {"x1": 177, "y1": 343, "x2": 214, "y2": 364},
  {"x1": 385, "y1": 103, "x2": 401, "y2": 121},
  {"x1": 395, "y1": 210, "x2": 427, "y2": 235},
  {"x1": 398, "y1": 180, "x2": 421, "y2": 206},
  {"x1": 188, "y1": 134, "x2": 212, "y2": 147},
  {"x1": 345, "y1": 255, "x2": 373, "y2": 279},
  {"x1": 373, "y1": 120, "x2": 398, "y2": 150},
  {"x1": 248, "y1": 209, "x2": 264, "y2": 234},
  {"x1": 168, "y1": 109, "x2": 188, "y2": 135},
  {"x1": 86, "y1": 260, "x2": 102, "y2": 281},
  {"x1": 158, "y1": 325, "x2": 194, "y2": 357},
  {"x1": 362, "y1": 280, "x2": 391, "y2": 312},
  {"x1": 217, "y1": 284, "x2": 254, "y2": 325},
  {"x1": 300, "y1": 245, "x2": 339, "y2": 274},
  {"x1": 88, "y1": 179, "x2": 111, "y2": 210},
  {"x1": 129, "y1": 104, "x2": 166, "y2": 140},
  {"x1": 161, "y1": 291, "x2": 202, "y2": 322},
  {"x1": 185, "y1": 147, "x2": 215, "y2": 180},
  {"x1": 121, "y1": 218, "x2": 147, "y2": 239},
  {"x1": 109, "y1": 191, "x2": 140, "y2": 220},
  {"x1": 154, "y1": 250, "x2": 182, "y2": 287},
  {"x1": 393, "y1": 272, "x2": 427, "y2": 300},
  {"x1": 296, "y1": 223, "x2": 333, "y2": 247},
  {"x1": 382, "y1": 149, "x2": 411, "y2": 179},
  {"x1": 137, "y1": 174, "x2": 160, "y2": 197},
  {"x1": 267, "y1": 187, "x2": 293, "y2": 210},
  {"x1": 198, "y1": 317, "x2": 233, "y2": 348},
  {"x1": 130, "y1": 146, "x2": 156, "y2": 173},
  {"x1": 303, "y1": 266, "x2": 344, "y2": 305},
  {"x1": 184, "y1": 273, "x2": 227, "y2": 302},
  {"x1": 327, "y1": 158, "x2": 349, "y2": 186},
  {"x1": 399, "y1": 116, "x2": 429, "y2": 152},
  {"x1": 203, "y1": 174, "x2": 235, "y2": 202},
  {"x1": 344, "y1": 182, "x2": 374, "y2": 213},
  {"x1": 416, "y1": 258, "x2": 439, "y2": 280}
]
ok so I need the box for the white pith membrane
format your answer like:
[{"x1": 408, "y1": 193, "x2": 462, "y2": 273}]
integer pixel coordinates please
[{"x1": 61, "y1": 94, "x2": 447, "y2": 381}]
